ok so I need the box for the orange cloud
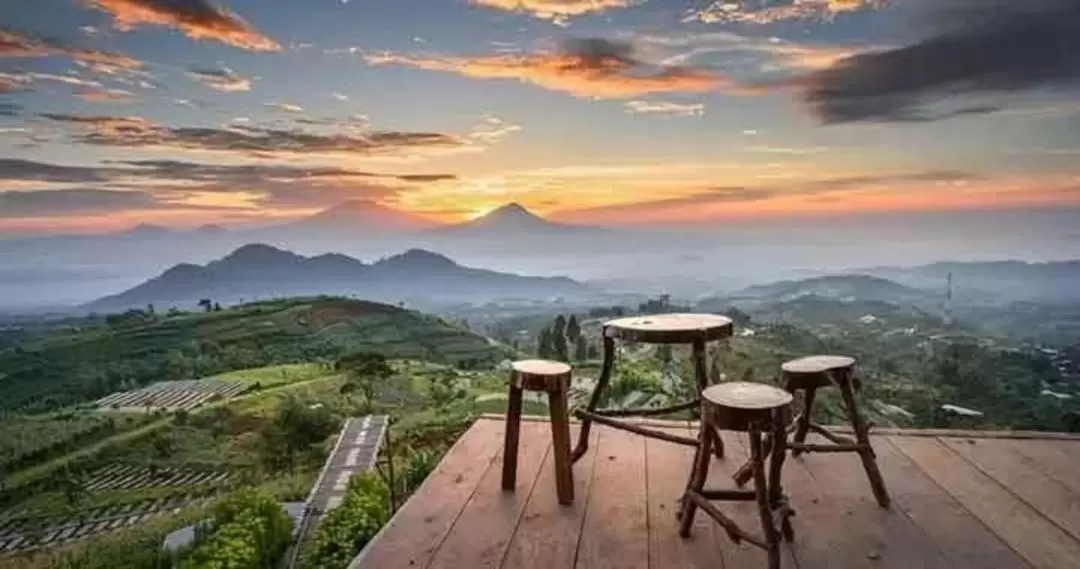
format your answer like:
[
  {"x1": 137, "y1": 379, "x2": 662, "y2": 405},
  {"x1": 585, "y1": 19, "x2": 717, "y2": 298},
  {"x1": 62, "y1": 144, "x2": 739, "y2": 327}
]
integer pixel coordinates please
[
  {"x1": 470, "y1": 0, "x2": 639, "y2": 23},
  {"x1": 0, "y1": 29, "x2": 141, "y2": 69},
  {"x1": 76, "y1": 88, "x2": 137, "y2": 103},
  {"x1": 365, "y1": 38, "x2": 732, "y2": 99},
  {"x1": 79, "y1": 0, "x2": 280, "y2": 52}
]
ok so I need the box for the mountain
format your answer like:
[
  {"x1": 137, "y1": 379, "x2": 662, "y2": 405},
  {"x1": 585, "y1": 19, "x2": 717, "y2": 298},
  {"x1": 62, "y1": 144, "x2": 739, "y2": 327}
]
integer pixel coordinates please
[
  {"x1": 432, "y1": 202, "x2": 596, "y2": 239},
  {"x1": 1, "y1": 297, "x2": 508, "y2": 411},
  {"x1": 862, "y1": 261, "x2": 1080, "y2": 303},
  {"x1": 732, "y1": 274, "x2": 935, "y2": 304},
  {"x1": 282, "y1": 199, "x2": 436, "y2": 235},
  {"x1": 85, "y1": 244, "x2": 591, "y2": 311}
]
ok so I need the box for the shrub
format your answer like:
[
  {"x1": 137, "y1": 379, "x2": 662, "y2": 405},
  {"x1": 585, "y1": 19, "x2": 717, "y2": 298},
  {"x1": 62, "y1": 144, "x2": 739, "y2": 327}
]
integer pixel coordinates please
[
  {"x1": 180, "y1": 488, "x2": 293, "y2": 569},
  {"x1": 302, "y1": 473, "x2": 389, "y2": 569}
]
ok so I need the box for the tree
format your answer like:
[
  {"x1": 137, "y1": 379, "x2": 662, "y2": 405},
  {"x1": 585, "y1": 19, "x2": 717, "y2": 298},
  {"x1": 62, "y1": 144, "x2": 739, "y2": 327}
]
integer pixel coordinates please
[
  {"x1": 574, "y1": 337, "x2": 588, "y2": 362},
  {"x1": 337, "y1": 352, "x2": 394, "y2": 413},
  {"x1": 261, "y1": 397, "x2": 338, "y2": 471},
  {"x1": 566, "y1": 314, "x2": 581, "y2": 343},
  {"x1": 428, "y1": 369, "x2": 466, "y2": 409},
  {"x1": 553, "y1": 315, "x2": 567, "y2": 338},
  {"x1": 537, "y1": 327, "x2": 554, "y2": 359},
  {"x1": 552, "y1": 330, "x2": 569, "y2": 362}
]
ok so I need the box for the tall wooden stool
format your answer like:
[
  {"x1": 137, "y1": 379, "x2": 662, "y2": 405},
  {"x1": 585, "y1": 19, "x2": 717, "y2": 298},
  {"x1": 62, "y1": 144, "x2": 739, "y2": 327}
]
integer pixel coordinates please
[
  {"x1": 680, "y1": 382, "x2": 795, "y2": 569},
  {"x1": 781, "y1": 355, "x2": 890, "y2": 508},
  {"x1": 502, "y1": 359, "x2": 574, "y2": 505}
]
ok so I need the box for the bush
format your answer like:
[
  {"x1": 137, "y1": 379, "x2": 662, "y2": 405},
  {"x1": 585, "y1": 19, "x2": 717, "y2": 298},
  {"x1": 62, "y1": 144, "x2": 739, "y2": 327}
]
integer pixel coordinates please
[
  {"x1": 302, "y1": 473, "x2": 389, "y2": 569},
  {"x1": 180, "y1": 488, "x2": 293, "y2": 569}
]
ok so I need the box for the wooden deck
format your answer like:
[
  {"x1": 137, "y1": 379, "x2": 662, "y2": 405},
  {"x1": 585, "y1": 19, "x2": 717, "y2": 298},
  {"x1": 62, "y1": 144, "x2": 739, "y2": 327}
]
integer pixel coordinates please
[{"x1": 351, "y1": 417, "x2": 1080, "y2": 569}]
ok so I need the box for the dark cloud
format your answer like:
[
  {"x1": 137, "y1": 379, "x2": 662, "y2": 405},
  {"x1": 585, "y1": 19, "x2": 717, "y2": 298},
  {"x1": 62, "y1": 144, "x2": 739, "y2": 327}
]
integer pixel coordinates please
[
  {"x1": 114, "y1": 159, "x2": 457, "y2": 184},
  {"x1": 0, "y1": 158, "x2": 125, "y2": 183},
  {"x1": 0, "y1": 189, "x2": 161, "y2": 218},
  {"x1": 79, "y1": 0, "x2": 279, "y2": 52},
  {"x1": 0, "y1": 28, "x2": 141, "y2": 69},
  {"x1": 802, "y1": 0, "x2": 1080, "y2": 123},
  {"x1": 187, "y1": 66, "x2": 251, "y2": 92},
  {"x1": 39, "y1": 113, "x2": 467, "y2": 160}
]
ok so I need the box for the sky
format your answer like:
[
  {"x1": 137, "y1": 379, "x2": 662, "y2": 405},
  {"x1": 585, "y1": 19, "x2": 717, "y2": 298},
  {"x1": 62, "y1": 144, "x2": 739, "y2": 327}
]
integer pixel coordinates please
[{"x1": 1, "y1": 0, "x2": 1079, "y2": 234}]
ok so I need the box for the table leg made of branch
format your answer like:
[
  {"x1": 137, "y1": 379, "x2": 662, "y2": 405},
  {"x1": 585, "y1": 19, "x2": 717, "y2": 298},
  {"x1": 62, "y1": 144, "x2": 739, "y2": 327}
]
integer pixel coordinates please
[{"x1": 571, "y1": 313, "x2": 735, "y2": 462}]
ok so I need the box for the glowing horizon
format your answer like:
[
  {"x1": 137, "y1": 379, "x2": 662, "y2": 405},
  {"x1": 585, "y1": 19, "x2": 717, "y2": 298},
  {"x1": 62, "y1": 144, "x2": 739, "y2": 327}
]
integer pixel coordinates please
[{"x1": 2, "y1": 0, "x2": 1079, "y2": 235}]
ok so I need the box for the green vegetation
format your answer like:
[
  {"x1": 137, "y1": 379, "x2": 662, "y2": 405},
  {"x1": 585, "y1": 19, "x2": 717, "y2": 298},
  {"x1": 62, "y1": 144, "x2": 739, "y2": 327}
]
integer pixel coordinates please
[
  {"x1": 180, "y1": 488, "x2": 293, "y2": 569},
  {"x1": 301, "y1": 474, "x2": 390, "y2": 569},
  {"x1": 0, "y1": 297, "x2": 507, "y2": 412}
]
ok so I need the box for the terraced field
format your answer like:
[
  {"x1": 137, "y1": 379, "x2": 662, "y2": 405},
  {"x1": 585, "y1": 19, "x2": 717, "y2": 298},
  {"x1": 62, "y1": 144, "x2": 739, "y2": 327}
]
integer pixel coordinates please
[
  {"x1": 94, "y1": 379, "x2": 251, "y2": 411},
  {"x1": 0, "y1": 492, "x2": 212, "y2": 554},
  {"x1": 82, "y1": 465, "x2": 234, "y2": 491}
]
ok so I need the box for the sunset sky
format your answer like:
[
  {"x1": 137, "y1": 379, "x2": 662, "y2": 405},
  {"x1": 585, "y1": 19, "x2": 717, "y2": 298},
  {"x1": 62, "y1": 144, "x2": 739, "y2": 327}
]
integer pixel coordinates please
[{"x1": 2, "y1": 0, "x2": 1079, "y2": 234}]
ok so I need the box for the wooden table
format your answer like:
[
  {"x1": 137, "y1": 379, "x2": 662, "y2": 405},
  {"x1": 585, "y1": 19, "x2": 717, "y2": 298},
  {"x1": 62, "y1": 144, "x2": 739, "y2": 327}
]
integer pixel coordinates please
[{"x1": 571, "y1": 313, "x2": 734, "y2": 462}]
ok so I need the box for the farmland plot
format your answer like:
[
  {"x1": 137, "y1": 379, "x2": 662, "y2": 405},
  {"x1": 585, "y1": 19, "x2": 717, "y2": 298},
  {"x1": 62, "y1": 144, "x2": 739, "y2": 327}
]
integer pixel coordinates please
[
  {"x1": 0, "y1": 492, "x2": 211, "y2": 555},
  {"x1": 94, "y1": 379, "x2": 252, "y2": 411}
]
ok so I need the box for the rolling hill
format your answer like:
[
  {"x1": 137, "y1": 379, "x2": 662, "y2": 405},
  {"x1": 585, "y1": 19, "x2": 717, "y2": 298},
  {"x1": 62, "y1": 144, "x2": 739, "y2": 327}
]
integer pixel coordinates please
[
  {"x1": 0, "y1": 297, "x2": 510, "y2": 412},
  {"x1": 85, "y1": 244, "x2": 591, "y2": 312}
]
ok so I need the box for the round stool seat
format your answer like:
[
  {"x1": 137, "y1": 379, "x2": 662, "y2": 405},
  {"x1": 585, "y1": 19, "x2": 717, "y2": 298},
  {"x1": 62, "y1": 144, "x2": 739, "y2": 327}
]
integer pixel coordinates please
[
  {"x1": 511, "y1": 359, "x2": 571, "y2": 391},
  {"x1": 701, "y1": 382, "x2": 793, "y2": 432},
  {"x1": 604, "y1": 313, "x2": 734, "y2": 344},
  {"x1": 781, "y1": 355, "x2": 855, "y2": 389},
  {"x1": 704, "y1": 382, "x2": 793, "y2": 410}
]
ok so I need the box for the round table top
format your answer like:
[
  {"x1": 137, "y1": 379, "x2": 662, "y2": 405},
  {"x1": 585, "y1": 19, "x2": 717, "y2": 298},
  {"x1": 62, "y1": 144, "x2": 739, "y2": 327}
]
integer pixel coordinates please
[
  {"x1": 604, "y1": 313, "x2": 733, "y2": 343},
  {"x1": 703, "y1": 382, "x2": 793, "y2": 410},
  {"x1": 511, "y1": 359, "x2": 572, "y2": 377},
  {"x1": 781, "y1": 355, "x2": 856, "y2": 375}
]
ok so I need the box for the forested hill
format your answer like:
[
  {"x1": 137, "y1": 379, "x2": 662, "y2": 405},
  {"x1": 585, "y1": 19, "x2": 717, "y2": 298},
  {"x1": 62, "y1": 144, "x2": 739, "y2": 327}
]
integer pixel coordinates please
[{"x1": 0, "y1": 297, "x2": 508, "y2": 412}]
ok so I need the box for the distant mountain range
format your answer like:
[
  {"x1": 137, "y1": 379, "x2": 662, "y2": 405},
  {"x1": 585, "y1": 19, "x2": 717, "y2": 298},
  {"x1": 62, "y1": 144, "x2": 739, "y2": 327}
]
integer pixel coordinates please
[
  {"x1": 734, "y1": 274, "x2": 936, "y2": 305},
  {"x1": 86, "y1": 244, "x2": 591, "y2": 312},
  {"x1": 862, "y1": 261, "x2": 1080, "y2": 303}
]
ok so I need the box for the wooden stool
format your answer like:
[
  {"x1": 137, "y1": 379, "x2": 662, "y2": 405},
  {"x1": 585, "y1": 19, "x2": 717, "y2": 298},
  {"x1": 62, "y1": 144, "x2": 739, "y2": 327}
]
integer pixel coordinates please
[
  {"x1": 502, "y1": 360, "x2": 574, "y2": 505},
  {"x1": 782, "y1": 355, "x2": 890, "y2": 508},
  {"x1": 680, "y1": 382, "x2": 794, "y2": 569}
]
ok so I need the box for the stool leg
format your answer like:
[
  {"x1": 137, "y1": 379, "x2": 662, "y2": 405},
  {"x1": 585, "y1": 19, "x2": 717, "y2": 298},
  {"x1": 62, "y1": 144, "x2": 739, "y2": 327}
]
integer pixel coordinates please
[
  {"x1": 502, "y1": 385, "x2": 523, "y2": 491},
  {"x1": 548, "y1": 388, "x2": 574, "y2": 505},
  {"x1": 750, "y1": 429, "x2": 782, "y2": 569},
  {"x1": 769, "y1": 416, "x2": 795, "y2": 542},
  {"x1": 791, "y1": 386, "x2": 815, "y2": 457},
  {"x1": 679, "y1": 422, "x2": 714, "y2": 536},
  {"x1": 572, "y1": 336, "x2": 614, "y2": 463},
  {"x1": 838, "y1": 378, "x2": 890, "y2": 508},
  {"x1": 692, "y1": 339, "x2": 724, "y2": 459}
]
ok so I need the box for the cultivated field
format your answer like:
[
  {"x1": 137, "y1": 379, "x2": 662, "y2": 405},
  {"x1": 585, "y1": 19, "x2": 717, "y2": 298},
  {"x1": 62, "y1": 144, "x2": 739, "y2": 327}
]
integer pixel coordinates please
[{"x1": 94, "y1": 379, "x2": 252, "y2": 411}]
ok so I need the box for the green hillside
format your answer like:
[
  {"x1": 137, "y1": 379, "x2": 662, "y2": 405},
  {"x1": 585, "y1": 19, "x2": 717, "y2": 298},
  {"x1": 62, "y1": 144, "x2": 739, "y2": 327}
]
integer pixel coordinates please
[{"x1": 0, "y1": 297, "x2": 508, "y2": 412}]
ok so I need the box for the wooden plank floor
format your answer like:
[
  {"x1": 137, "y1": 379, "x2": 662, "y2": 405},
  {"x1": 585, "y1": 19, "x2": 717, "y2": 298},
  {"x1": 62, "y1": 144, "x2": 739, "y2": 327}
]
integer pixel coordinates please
[{"x1": 351, "y1": 418, "x2": 1080, "y2": 569}]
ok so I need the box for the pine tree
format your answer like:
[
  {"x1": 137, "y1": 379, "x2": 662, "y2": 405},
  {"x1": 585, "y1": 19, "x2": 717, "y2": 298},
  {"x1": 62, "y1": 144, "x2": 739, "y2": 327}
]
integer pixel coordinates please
[
  {"x1": 574, "y1": 337, "x2": 588, "y2": 362},
  {"x1": 538, "y1": 327, "x2": 554, "y2": 359},
  {"x1": 553, "y1": 314, "x2": 567, "y2": 338},
  {"x1": 566, "y1": 314, "x2": 581, "y2": 343},
  {"x1": 553, "y1": 332, "x2": 569, "y2": 362}
]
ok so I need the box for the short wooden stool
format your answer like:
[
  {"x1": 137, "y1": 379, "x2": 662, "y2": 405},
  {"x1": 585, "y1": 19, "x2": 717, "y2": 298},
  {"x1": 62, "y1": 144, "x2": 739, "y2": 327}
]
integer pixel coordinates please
[
  {"x1": 679, "y1": 382, "x2": 795, "y2": 569},
  {"x1": 780, "y1": 355, "x2": 890, "y2": 508},
  {"x1": 502, "y1": 360, "x2": 574, "y2": 505}
]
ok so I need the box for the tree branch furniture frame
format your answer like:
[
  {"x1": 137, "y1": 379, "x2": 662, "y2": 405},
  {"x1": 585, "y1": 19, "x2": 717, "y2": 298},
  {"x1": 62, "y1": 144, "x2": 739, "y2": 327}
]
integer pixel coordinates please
[
  {"x1": 571, "y1": 313, "x2": 734, "y2": 463},
  {"x1": 734, "y1": 355, "x2": 891, "y2": 508},
  {"x1": 502, "y1": 359, "x2": 575, "y2": 505},
  {"x1": 680, "y1": 382, "x2": 795, "y2": 569}
]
